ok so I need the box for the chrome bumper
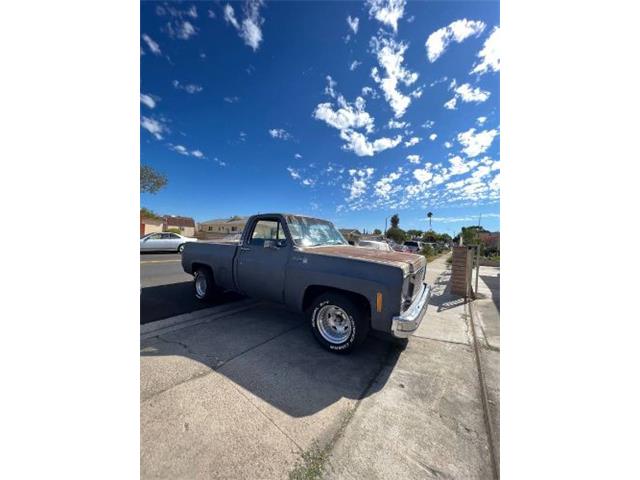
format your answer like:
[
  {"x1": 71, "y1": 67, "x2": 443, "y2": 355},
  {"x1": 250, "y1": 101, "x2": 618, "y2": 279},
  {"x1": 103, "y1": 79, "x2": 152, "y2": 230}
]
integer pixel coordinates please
[{"x1": 391, "y1": 282, "x2": 432, "y2": 338}]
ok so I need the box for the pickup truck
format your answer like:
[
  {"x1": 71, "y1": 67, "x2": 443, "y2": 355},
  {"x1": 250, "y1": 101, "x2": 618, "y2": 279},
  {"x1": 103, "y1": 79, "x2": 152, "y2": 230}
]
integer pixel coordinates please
[{"x1": 182, "y1": 213, "x2": 432, "y2": 353}]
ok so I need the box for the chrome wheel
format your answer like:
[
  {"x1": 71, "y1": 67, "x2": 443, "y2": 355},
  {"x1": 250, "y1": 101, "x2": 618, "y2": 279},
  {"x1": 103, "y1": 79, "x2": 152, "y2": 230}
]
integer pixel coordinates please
[
  {"x1": 195, "y1": 273, "x2": 207, "y2": 298},
  {"x1": 178, "y1": 244, "x2": 185, "y2": 253},
  {"x1": 316, "y1": 305, "x2": 352, "y2": 344}
]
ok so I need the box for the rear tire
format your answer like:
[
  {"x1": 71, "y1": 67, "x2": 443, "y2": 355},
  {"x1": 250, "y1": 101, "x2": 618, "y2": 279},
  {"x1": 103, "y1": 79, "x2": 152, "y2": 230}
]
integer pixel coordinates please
[
  {"x1": 307, "y1": 292, "x2": 370, "y2": 354},
  {"x1": 193, "y1": 268, "x2": 220, "y2": 302}
]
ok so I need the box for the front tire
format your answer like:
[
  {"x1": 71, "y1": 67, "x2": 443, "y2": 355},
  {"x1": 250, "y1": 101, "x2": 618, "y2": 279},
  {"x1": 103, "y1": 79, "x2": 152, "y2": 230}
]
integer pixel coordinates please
[
  {"x1": 178, "y1": 243, "x2": 185, "y2": 253},
  {"x1": 194, "y1": 268, "x2": 219, "y2": 302},
  {"x1": 307, "y1": 292, "x2": 370, "y2": 353}
]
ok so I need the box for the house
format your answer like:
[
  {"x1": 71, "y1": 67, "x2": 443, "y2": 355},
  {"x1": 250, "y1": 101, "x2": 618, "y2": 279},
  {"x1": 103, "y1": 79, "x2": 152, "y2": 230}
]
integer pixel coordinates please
[
  {"x1": 339, "y1": 229, "x2": 362, "y2": 244},
  {"x1": 163, "y1": 215, "x2": 196, "y2": 237},
  {"x1": 478, "y1": 231, "x2": 500, "y2": 249},
  {"x1": 198, "y1": 216, "x2": 248, "y2": 238},
  {"x1": 140, "y1": 215, "x2": 164, "y2": 237}
]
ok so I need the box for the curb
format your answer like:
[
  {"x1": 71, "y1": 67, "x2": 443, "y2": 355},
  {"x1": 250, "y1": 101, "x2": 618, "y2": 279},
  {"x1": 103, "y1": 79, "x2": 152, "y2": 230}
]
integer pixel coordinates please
[
  {"x1": 140, "y1": 299, "x2": 259, "y2": 340},
  {"x1": 468, "y1": 299, "x2": 499, "y2": 479}
]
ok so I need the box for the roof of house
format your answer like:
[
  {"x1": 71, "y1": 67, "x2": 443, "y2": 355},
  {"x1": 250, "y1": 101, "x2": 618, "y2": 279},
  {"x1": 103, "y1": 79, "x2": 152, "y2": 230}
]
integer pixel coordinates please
[
  {"x1": 200, "y1": 216, "x2": 249, "y2": 225},
  {"x1": 163, "y1": 215, "x2": 195, "y2": 228}
]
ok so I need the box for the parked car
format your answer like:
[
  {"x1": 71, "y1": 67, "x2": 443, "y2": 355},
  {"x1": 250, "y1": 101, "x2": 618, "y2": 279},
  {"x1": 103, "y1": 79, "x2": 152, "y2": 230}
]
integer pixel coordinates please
[
  {"x1": 403, "y1": 240, "x2": 424, "y2": 253},
  {"x1": 140, "y1": 232, "x2": 198, "y2": 253},
  {"x1": 357, "y1": 240, "x2": 393, "y2": 252},
  {"x1": 182, "y1": 213, "x2": 432, "y2": 353},
  {"x1": 386, "y1": 239, "x2": 408, "y2": 252}
]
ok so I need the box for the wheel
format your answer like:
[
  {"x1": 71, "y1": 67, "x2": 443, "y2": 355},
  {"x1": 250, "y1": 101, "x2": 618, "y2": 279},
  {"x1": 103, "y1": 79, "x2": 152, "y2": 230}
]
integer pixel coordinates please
[
  {"x1": 178, "y1": 243, "x2": 186, "y2": 253},
  {"x1": 193, "y1": 268, "x2": 219, "y2": 302},
  {"x1": 307, "y1": 292, "x2": 370, "y2": 353}
]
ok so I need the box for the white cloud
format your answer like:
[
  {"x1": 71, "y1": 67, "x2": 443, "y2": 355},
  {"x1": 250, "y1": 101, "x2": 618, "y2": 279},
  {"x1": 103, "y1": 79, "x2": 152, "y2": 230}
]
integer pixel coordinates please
[
  {"x1": 294, "y1": 153, "x2": 302, "y2": 159},
  {"x1": 349, "y1": 60, "x2": 362, "y2": 71},
  {"x1": 269, "y1": 128, "x2": 292, "y2": 140},
  {"x1": 366, "y1": 0, "x2": 406, "y2": 33},
  {"x1": 370, "y1": 36, "x2": 418, "y2": 118},
  {"x1": 169, "y1": 144, "x2": 206, "y2": 159},
  {"x1": 324, "y1": 75, "x2": 338, "y2": 98},
  {"x1": 140, "y1": 93, "x2": 157, "y2": 109},
  {"x1": 444, "y1": 82, "x2": 491, "y2": 110},
  {"x1": 140, "y1": 116, "x2": 167, "y2": 140},
  {"x1": 314, "y1": 96, "x2": 374, "y2": 132},
  {"x1": 407, "y1": 154, "x2": 421, "y2": 164},
  {"x1": 287, "y1": 167, "x2": 301, "y2": 180},
  {"x1": 404, "y1": 136, "x2": 421, "y2": 147},
  {"x1": 361, "y1": 86, "x2": 379, "y2": 99},
  {"x1": 224, "y1": 96, "x2": 240, "y2": 103},
  {"x1": 340, "y1": 130, "x2": 402, "y2": 157},
  {"x1": 444, "y1": 141, "x2": 453, "y2": 148},
  {"x1": 477, "y1": 116, "x2": 487, "y2": 125},
  {"x1": 375, "y1": 168, "x2": 404, "y2": 199},
  {"x1": 388, "y1": 119, "x2": 408, "y2": 129},
  {"x1": 429, "y1": 133, "x2": 438, "y2": 141},
  {"x1": 175, "y1": 21, "x2": 197, "y2": 39},
  {"x1": 422, "y1": 120, "x2": 435, "y2": 129},
  {"x1": 426, "y1": 19, "x2": 486, "y2": 62},
  {"x1": 172, "y1": 80, "x2": 203, "y2": 94},
  {"x1": 444, "y1": 98, "x2": 458, "y2": 110},
  {"x1": 471, "y1": 26, "x2": 500, "y2": 75},
  {"x1": 347, "y1": 16, "x2": 359, "y2": 34},
  {"x1": 314, "y1": 87, "x2": 402, "y2": 156},
  {"x1": 224, "y1": 4, "x2": 239, "y2": 28},
  {"x1": 413, "y1": 165, "x2": 433, "y2": 183},
  {"x1": 224, "y1": 1, "x2": 265, "y2": 51},
  {"x1": 347, "y1": 168, "x2": 375, "y2": 200},
  {"x1": 457, "y1": 128, "x2": 499, "y2": 157},
  {"x1": 141, "y1": 34, "x2": 161, "y2": 55}
]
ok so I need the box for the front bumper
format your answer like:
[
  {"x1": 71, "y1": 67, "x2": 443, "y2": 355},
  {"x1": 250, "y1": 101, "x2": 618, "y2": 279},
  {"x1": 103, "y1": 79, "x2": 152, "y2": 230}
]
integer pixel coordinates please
[{"x1": 391, "y1": 282, "x2": 432, "y2": 338}]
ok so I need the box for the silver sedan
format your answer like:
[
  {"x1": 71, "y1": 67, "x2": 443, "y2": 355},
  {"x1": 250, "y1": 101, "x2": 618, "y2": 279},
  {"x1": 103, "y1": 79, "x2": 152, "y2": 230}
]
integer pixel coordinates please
[{"x1": 140, "y1": 232, "x2": 198, "y2": 253}]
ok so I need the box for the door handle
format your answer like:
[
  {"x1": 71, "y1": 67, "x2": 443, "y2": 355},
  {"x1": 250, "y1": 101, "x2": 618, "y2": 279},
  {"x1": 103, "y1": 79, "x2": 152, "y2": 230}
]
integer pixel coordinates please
[{"x1": 240, "y1": 247, "x2": 251, "y2": 252}]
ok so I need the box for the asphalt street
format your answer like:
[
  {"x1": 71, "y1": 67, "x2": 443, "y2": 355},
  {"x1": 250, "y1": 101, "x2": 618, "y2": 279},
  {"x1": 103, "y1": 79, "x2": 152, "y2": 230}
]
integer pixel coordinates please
[{"x1": 140, "y1": 252, "x2": 242, "y2": 324}]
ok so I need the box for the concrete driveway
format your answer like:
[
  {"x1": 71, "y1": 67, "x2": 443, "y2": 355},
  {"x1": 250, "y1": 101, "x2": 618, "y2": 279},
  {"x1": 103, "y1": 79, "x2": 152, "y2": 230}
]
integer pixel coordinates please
[{"x1": 141, "y1": 302, "x2": 394, "y2": 479}]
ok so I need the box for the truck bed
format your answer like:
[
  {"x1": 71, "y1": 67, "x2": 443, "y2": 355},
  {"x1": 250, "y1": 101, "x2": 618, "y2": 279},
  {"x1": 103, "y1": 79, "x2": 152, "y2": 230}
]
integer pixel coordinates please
[{"x1": 181, "y1": 241, "x2": 238, "y2": 291}]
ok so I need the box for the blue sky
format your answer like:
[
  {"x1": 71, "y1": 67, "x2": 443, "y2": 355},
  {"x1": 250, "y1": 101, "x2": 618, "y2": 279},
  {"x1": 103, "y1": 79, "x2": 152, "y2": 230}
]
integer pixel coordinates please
[{"x1": 140, "y1": 0, "x2": 500, "y2": 235}]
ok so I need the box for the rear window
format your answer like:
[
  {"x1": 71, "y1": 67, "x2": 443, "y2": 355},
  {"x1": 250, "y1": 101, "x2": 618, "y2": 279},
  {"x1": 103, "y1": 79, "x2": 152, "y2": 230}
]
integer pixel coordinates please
[{"x1": 404, "y1": 241, "x2": 418, "y2": 247}]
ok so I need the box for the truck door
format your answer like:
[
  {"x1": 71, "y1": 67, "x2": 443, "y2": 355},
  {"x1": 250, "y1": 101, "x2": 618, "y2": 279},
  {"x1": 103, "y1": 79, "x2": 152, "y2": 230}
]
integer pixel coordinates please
[{"x1": 235, "y1": 217, "x2": 289, "y2": 303}]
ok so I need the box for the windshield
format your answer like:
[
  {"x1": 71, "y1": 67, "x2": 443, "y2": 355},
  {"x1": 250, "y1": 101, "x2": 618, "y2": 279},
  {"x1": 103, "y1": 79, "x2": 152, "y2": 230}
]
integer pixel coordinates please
[{"x1": 285, "y1": 215, "x2": 348, "y2": 247}]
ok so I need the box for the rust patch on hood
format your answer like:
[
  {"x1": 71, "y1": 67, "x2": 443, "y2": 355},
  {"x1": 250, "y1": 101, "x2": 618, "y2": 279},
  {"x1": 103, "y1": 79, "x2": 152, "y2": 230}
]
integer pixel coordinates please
[{"x1": 300, "y1": 245, "x2": 426, "y2": 275}]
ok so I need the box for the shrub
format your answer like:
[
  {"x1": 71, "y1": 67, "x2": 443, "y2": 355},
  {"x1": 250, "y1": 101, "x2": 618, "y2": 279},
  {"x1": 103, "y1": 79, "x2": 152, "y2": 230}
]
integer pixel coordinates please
[{"x1": 166, "y1": 228, "x2": 182, "y2": 234}]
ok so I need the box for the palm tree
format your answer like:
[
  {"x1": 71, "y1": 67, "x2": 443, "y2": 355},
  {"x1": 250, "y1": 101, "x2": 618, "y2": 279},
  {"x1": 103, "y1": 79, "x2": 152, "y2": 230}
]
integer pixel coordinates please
[{"x1": 427, "y1": 211, "x2": 433, "y2": 229}]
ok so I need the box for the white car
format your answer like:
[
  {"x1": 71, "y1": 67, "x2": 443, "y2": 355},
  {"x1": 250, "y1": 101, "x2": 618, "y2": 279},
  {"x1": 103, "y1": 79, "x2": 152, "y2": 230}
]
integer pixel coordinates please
[
  {"x1": 140, "y1": 232, "x2": 198, "y2": 253},
  {"x1": 357, "y1": 240, "x2": 393, "y2": 252}
]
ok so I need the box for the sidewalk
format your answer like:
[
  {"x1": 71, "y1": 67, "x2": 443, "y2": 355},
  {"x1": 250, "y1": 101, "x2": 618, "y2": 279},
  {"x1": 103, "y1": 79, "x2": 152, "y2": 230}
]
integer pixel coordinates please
[{"x1": 324, "y1": 257, "x2": 500, "y2": 479}]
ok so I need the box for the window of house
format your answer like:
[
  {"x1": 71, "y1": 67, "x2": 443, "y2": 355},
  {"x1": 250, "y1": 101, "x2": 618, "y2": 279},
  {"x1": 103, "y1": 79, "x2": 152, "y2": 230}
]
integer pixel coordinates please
[{"x1": 208, "y1": 226, "x2": 212, "y2": 231}]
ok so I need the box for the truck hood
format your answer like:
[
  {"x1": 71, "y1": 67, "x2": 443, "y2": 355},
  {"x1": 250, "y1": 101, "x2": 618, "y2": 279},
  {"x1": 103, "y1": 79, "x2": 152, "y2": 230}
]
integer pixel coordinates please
[{"x1": 300, "y1": 245, "x2": 426, "y2": 276}]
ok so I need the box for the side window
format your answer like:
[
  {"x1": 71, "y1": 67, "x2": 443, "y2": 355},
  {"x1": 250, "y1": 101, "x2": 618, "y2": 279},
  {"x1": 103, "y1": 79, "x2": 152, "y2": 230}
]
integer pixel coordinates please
[
  {"x1": 149, "y1": 233, "x2": 161, "y2": 240},
  {"x1": 169, "y1": 233, "x2": 180, "y2": 239},
  {"x1": 250, "y1": 220, "x2": 286, "y2": 247}
]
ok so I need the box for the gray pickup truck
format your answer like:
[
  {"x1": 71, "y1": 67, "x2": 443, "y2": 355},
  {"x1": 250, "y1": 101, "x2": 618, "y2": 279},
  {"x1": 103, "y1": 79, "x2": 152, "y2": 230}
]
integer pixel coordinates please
[{"x1": 182, "y1": 213, "x2": 432, "y2": 353}]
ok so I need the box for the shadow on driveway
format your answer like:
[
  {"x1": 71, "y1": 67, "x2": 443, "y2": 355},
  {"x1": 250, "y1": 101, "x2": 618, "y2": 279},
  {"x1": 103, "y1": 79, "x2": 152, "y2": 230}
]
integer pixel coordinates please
[
  {"x1": 141, "y1": 304, "x2": 398, "y2": 417},
  {"x1": 140, "y1": 281, "x2": 244, "y2": 324}
]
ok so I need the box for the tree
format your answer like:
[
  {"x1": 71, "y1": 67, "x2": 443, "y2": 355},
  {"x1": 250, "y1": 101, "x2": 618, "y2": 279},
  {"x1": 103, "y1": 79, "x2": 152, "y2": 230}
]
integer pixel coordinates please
[
  {"x1": 406, "y1": 229, "x2": 423, "y2": 239},
  {"x1": 423, "y1": 229, "x2": 437, "y2": 242},
  {"x1": 140, "y1": 207, "x2": 161, "y2": 219},
  {"x1": 427, "y1": 211, "x2": 433, "y2": 229},
  {"x1": 390, "y1": 214, "x2": 400, "y2": 228},
  {"x1": 372, "y1": 228, "x2": 382, "y2": 235},
  {"x1": 385, "y1": 227, "x2": 406, "y2": 244},
  {"x1": 141, "y1": 165, "x2": 167, "y2": 194}
]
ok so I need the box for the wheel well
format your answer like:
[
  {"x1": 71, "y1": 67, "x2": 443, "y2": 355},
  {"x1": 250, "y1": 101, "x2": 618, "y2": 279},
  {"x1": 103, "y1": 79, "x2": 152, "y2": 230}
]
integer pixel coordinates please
[
  {"x1": 191, "y1": 262, "x2": 212, "y2": 277},
  {"x1": 302, "y1": 285, "x2": 371, "y2": 319}
]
